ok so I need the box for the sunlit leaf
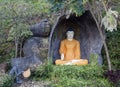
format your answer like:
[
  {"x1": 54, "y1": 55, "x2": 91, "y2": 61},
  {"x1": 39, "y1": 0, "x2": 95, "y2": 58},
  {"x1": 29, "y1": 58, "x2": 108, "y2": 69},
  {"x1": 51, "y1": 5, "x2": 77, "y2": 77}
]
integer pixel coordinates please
[{"x1": 102, "y1": 8, "x2": 118, "y2": 32}]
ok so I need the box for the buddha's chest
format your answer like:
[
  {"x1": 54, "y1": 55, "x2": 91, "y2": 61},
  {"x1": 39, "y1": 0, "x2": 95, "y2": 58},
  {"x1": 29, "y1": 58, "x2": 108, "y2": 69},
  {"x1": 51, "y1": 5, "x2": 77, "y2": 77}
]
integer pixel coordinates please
[{"x1": 64, "y1": 42, "x2": 76, "y2": 49}]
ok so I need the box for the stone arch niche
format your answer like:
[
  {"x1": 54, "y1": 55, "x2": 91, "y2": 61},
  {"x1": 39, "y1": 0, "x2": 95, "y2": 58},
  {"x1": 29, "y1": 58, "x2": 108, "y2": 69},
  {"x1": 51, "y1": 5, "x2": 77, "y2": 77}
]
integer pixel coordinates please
[{"x1": 48, "y1": 11, "x2": 104, "y2": 65}]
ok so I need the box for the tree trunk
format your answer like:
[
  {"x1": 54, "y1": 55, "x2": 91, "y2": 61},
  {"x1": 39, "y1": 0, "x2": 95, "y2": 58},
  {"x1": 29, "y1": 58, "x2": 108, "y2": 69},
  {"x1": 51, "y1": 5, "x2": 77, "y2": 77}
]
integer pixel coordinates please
[
  {"x1": 20, "y1": 41, "x2": 22, "y2": 58},
  {"x1": 88, "y1": 2, "x2": 112, "y2": 71},
  {"x1": 15, "y1": 37, "x2": 18, "y2": 58}
]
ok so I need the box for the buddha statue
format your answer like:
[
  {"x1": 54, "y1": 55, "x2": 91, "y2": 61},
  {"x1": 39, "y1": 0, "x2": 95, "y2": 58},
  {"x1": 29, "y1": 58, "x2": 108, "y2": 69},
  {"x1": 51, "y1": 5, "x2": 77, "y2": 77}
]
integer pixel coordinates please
[{"x1": 55, "y1": 28, "x2": 88, "y2": 65}]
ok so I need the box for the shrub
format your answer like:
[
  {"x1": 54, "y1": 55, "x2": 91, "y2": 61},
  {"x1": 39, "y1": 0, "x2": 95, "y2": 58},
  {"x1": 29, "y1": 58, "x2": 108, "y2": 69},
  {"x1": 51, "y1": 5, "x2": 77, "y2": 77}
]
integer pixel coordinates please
[
  {"x1": 103, "y1": 26, "x2": 120, "y2": 70},
  {"x1": 0, "y1": 74, "x2": 14, "y2": 87},
  {"x1": 32, "y1": 64, "x2": 113, "y2": 87}
]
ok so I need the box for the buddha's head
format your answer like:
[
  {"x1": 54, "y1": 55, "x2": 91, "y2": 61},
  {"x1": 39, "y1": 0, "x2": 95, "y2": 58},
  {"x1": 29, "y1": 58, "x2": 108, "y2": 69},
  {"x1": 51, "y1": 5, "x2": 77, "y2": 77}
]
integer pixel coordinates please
[{"x1": 66, "y1": 28, "x2": 74, "y2": 40}]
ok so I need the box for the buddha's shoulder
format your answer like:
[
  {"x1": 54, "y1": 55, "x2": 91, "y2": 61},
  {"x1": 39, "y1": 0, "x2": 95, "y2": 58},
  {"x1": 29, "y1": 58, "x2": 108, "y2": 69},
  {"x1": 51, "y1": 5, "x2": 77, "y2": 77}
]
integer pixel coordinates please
[{"x1": 73, "y1": 39, "x2": 80, "y2": 43}]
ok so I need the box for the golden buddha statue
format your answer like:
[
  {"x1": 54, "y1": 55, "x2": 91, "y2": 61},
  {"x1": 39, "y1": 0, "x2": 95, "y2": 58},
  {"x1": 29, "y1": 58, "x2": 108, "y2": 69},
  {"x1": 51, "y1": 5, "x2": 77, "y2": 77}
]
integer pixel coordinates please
[{"x1": 55, "y1": 28, "x2": 88, "y2": 65}]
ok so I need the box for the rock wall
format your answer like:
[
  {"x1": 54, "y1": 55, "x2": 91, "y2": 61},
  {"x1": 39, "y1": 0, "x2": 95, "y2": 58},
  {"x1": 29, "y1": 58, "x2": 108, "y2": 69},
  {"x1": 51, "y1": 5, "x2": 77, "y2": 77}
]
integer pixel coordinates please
[
  {"x1": 50, "y1": 11, "x2": 105, "y2": 65},
  {"x1": 9, "y1": 19, "x2": 50, "y2": 83}
]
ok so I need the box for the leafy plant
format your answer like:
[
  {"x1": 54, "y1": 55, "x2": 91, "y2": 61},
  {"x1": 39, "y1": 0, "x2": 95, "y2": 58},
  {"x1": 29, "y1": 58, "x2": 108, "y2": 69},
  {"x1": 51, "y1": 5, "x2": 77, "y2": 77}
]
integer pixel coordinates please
[
  {"x1": 0, "y1": 74, "x2": 14, "y2": 87},
  {"x1": 0, "y1": 42, "x2": 15, "y2": 63},
  {"x1": 32, "y1": 64, "x2": 113, "y2": 87},
  {"x1": 48, "y1": 0, "x2": 85, "y2": 17},
  {"x1": 102, "y1": 26, "x2": 120, "y2": 70},
  {"x1": 90, "y1": 54, "x2": 98, "y2": 66},
  {"x1": 0, "y1": 0, "x2": 51, "y2": 59},
  {"x1": 102, "y1": 26, "x2": 120, "y2": 87}
]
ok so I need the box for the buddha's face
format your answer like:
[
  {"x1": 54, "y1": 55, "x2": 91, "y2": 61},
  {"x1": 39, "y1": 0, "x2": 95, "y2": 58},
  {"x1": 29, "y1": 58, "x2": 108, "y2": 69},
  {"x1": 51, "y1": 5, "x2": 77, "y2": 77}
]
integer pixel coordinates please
[{"x1": 66, "y1": 31, "x2": 74, "y2": 40}]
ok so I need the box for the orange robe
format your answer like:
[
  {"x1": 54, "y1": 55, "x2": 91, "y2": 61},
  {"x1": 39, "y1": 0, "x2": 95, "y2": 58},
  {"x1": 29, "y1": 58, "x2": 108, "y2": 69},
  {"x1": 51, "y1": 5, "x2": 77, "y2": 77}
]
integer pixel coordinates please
[{"x1": 55, "y1": 39, "x2": 88, "y2": 65}]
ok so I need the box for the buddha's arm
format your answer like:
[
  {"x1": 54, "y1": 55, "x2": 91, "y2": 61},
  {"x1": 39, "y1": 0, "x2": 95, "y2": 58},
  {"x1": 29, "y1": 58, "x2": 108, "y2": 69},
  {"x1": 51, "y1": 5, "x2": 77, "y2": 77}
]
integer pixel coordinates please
[
  {"x1": 74, "y1": 41, "x2": 81, "y2": 59},
  {"x1": 59, "y1": 41, "x2": 66, "y2": 60},
  {"x1": 61, "y1": 53, "x2": 64, "y2": 60}
]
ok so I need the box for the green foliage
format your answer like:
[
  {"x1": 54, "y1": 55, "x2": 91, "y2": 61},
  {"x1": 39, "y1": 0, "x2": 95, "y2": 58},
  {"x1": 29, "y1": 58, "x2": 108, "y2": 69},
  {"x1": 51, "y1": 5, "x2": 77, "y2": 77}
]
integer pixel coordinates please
[
  {"x1": 32, "y1": 64, "x2": 113, "y2": 87},
  {"x1": 103, "y1": 26, "x2": 120, "y2": 69},
  {"x1": 0, "y1": 0, "x2": 51, "y2": 60},
  {"x1": 48, "y1": 0, "x2": 85, "y2": 16},
  {"x1": 7, "y1": 24, "x2": 32, "y2": 41},
  {"x1": 52, "y1": 77, "x2": 112, "y2": 87},
  {"x1": 0, "y1": 42, "x2": 15, "y2": 63},
  {"x1": 90, "y1": 54, "x2": 98, "y2": 66},
  {"x1": 33, "y1": 64, "x2": 53, "y2": 80},
  {"x1": 111, "y1": 0, "x2": 120, "y2": 13},
  {"x1": 0, "y1": 74, "x2": 14, "y2": 87}
]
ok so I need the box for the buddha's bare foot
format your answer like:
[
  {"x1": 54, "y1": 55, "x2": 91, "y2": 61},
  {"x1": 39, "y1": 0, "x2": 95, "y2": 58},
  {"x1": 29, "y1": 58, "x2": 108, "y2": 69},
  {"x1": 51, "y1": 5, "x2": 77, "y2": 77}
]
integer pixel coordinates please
[
  {"x1": 71, "y1": 60, "x2": 81, "y2": 63},
  {"x1": 64, "y1": 62, "x2": 73, "y2": 65}
]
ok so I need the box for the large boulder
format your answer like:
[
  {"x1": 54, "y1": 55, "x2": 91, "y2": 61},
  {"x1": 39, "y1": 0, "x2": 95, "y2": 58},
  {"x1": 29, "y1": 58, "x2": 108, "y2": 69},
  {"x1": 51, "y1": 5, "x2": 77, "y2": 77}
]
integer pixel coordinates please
[
  {"x1": 30, "y1": 19, "x2": 51, "y2": 37},
  {"x1": 10, "y1": 44, "x2": 42, "y2": 83},
  {"x1": 23, "y1": 37, "x2": 48, "y2": 61}
]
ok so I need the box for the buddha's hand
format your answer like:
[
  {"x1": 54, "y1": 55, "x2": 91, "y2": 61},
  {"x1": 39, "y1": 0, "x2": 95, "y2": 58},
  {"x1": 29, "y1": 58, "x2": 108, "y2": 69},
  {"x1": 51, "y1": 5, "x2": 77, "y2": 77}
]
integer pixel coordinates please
[{"x1": 61, "y1": 53, "x2": 64, "y2": 60}]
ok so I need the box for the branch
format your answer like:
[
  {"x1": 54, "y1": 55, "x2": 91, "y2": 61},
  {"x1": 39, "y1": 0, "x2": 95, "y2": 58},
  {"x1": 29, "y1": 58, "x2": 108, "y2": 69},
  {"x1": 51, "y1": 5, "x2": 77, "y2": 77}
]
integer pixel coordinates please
[{"x1": 88, "y1": 1, "x2": 112, "y2": 71}]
